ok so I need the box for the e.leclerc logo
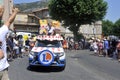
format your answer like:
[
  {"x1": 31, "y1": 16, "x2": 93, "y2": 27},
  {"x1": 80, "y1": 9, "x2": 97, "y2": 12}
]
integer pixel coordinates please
[{"x1": 38, "y1": 50, "x2": 54, "y2": 66}]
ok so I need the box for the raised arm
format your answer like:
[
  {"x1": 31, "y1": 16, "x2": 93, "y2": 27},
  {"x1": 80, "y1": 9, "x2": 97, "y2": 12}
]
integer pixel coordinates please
[
  {"x1": 0, "y1": 41, "x2": 4, "y2": 59},
  {"x1": 0, "y1": 49, "x2": 4, "y2": 59},
  {"x1": 4, "y1": 8, "x2": 19, "y2": 28}
]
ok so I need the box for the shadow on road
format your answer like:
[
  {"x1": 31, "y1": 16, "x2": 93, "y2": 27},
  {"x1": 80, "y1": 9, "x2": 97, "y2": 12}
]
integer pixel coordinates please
[{"x1": 27, "y1": 66, "x2": 65, "y2": 73}]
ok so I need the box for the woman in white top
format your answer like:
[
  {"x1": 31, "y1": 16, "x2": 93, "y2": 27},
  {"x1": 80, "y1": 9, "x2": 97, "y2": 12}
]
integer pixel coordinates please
[{"x1": 93, "y1": 40, "x2": 98, "y2": 54}]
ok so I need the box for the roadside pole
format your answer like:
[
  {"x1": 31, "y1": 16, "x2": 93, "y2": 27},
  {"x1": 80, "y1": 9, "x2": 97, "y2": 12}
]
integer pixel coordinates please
[{"x1": 3, "y1": 0, "x2": 14, "y2": 29}]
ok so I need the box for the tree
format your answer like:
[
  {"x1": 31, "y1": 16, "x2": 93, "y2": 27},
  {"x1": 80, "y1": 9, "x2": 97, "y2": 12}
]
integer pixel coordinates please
[
  {"x1": 113, "y1": 19, "x2": 120, "y2": 37},
  {"x1": 102, "y1": 20, "x2": 113, "y2": 36},
  {"x1": 49, "y1": 0, "x2": 107, "y2": 40}
]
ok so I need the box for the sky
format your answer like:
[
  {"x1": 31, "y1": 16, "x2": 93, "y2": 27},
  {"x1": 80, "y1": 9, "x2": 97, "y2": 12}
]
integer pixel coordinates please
[
  {"x1": 14, "y1": 0, "x2": 40, "y2": 4},
  {"x1": 104, "y1": 0, "x2": 120, "y2": 23},
  {"x1": 14, "y1": 0, "x2": 120, "y2": 23}
]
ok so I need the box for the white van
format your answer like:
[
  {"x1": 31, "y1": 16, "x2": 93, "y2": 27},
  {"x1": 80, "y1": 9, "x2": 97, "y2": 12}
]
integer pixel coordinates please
[{"x1": 16, "y1": 32, "x2": 31, "y2": 38}]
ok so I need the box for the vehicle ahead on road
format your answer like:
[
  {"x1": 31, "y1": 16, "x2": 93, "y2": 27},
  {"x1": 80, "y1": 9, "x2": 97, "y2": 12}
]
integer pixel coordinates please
[{"x1": 28, "y1": 34, "x2": 66, "y2": 70}]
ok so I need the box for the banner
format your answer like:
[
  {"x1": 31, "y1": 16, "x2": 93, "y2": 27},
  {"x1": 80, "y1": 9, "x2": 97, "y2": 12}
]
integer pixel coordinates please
[
  {"x1": 39, "y1": 19, "x2": 48, "y2": 34},
  {"x1": 52, "y1": 20, "x2": 60, "y2": 28},
  {"x1": 39, "y1": 19, "x2": 48, "y2": 28}
]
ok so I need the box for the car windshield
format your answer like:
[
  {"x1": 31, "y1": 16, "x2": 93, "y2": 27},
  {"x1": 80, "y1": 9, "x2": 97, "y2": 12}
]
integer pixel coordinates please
[{"x1": 35, "y1": 40, "x2": 62, "y2": 47}]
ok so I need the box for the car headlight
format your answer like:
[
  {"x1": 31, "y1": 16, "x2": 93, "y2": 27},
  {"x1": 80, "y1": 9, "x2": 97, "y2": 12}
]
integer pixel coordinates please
[
  {"x1": 55, "y1": 52, "x2": 64, "y2": 57},
  {"x1": 29, "y1": 51, "x2": 37, "y2": 56}
]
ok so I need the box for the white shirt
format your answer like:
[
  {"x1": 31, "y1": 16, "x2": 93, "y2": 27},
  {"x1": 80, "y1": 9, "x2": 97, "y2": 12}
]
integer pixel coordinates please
[
  {"x1": 48, "y1": 27, "x2": 55, "y2": 33},
  {"x1": 46, "y1": 26, "x2": 55, "y2": 34},
  {"x1": 93, "y1": 42, "x2": 98, "y2": 49},
  {"x1": 0, "y1": 25, "x2": 9, "y2": 71}
]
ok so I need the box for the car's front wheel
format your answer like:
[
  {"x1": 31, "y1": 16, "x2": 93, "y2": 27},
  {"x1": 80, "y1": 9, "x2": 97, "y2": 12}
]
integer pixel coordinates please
[{"x1": 59, "y1": 65, "x2": 65, "y2": 71}]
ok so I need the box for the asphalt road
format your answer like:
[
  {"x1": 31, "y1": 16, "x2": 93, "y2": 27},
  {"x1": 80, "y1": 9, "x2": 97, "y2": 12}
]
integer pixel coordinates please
[{"x1": 8, "y1": 50, "x2": 120, "y2": 80}]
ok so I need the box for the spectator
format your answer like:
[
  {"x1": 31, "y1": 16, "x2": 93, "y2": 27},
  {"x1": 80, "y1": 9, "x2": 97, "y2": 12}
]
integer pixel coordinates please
[
  {"x1": 25, "y1": 38, "x2": 30, "y2": 46},
  {"x1": 111, "y1": 39, "x2": 117, "y2": 58},
  {"x1": 18, "y1": 35, "x2": 24, "y2": 58},
  {"x1": 29, "y1": 37, "x2": 35, "y2": 50},
  {"x1": 6, "y1": 35, "x2": 14, "y2": 61},
  {"x1": 25, "y1": 38, "x2": 30, "y2": 51},
  {"x1": 0, "y1": 5, "x2": 19, "y2": 80},
  {"x1": 98, "y1": 40, "x2": 103, "y2": 56},
  {"x1": 13, "y1": 37, "x2": 19, "y2": 58},
  {"x1": 116, "y1": 40, "x2": 120, "y2": 62},
  {"x1": 103, "y1": 38, "x2": 110, "y2": 57},
  {"x1": 93, "y1": 40, "x2": 98, "y2": 55},
  {"x1": 62, "y1": 39, "x2": 68, "y2": 50}
]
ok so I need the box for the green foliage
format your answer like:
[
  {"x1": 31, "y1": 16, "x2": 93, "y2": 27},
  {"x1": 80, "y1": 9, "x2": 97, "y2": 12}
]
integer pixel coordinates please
[
  {"x1": 113, "y1": 19, "x2": 120, "y2": 37},
  {"x1": 49, "y1": 0, "x2": 108, "y2": 39},
  {"x1": 102, "y1": 20, "x2": 113, "y2": 36}
]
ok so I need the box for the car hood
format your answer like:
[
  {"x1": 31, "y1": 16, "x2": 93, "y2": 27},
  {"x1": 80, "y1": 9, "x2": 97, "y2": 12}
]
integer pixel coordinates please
[{"x1": 31, "y1": 47, "x2": 64, "y2": 53}]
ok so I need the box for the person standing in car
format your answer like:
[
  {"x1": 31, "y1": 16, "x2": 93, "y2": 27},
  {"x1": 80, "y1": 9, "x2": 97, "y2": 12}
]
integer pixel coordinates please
[{"x1": 46, "y1": 23, "x2": 55, "y2": 35}]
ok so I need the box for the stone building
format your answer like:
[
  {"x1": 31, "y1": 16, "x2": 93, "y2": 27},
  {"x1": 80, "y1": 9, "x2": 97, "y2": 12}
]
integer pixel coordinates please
[
  {"x1": 80, "y1": 21, "x2": 102, "y2": 39},
  {"x1": 32, "y1": 7, "x2": 49, "y2": 19},
  {"x1": 14, "y1": 13, "x2": 40, "y2": 33}
]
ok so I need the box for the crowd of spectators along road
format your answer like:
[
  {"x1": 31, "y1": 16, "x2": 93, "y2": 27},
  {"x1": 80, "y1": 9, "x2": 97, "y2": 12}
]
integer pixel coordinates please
[
  {"x1": 89, "y1": 37, "x2": 120, "y2": 62},
  {"x1": 62, "y1": 37, "x2": 88, "y2": 50},
  {"x1": 6, "y1": 33, "x2": 36, "y2": 62},
  {"x1": 62, "y1": 36, "x2": 120, "y2": 62}
]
